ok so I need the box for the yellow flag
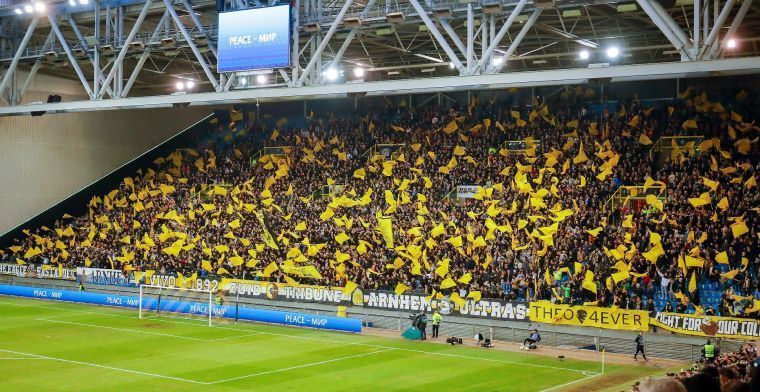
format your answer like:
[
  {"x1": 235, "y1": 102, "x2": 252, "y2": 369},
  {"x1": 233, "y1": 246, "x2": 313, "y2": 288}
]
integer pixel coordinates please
[
  {"x1": 573, "y1": 143, "x2": 588, "y2": 164},
  {"x1": 715, "y1": 251, "x2": 729, "y2": 264},
  {"x1": 638, "y1": 133, "x2": 653, "y2": 145},
  {"x1": 262, "y1": 261, "x2": 279, "y2": 277},
  {"x1": 440, "y1": 277, "x2": 456, "y2": 290},
  {"x1": 375, "y1": 214, "x2": 394, "y2": 249},
  {"x1": 688, "y1": 271, "x2": 697, "y2": 293},
  {"x1": 645, "y1": 194, "x2": 663, "y2": 211},
  {"x1": 394, "y1": 283, "x2": 411, "y2": 295},
  {"x1": 702, "y1": 177, "x2": 719, "y2": 191},
  {"x1": 731, "y1": 221, "x2": 749, "y2": 238}
]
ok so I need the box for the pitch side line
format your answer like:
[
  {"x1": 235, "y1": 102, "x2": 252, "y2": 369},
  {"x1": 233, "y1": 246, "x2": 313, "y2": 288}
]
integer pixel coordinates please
[
  {"x1": 209, "y1": 348, "x2": 397, "y2": 384},
  {"x1": 3, "y1": 298, "x2": 598, "y2": 376},
  {"x1": 539, "y1": 372, "x2": 601, "y2": 392},
  {"x1": 0, "y1": 349, "x2": 208, "y2": 385}
]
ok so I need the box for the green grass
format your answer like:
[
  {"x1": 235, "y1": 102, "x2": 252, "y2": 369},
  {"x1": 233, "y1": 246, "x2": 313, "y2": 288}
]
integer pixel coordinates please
[{"x1": 0, "y1": 296, "x2": 653, "y2": 391}]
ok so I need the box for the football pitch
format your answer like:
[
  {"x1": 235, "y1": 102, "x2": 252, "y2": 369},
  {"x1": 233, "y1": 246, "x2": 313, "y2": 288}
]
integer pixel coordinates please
[{"x1": 0, "y1": 296, "x2": 659, "y2": 391}]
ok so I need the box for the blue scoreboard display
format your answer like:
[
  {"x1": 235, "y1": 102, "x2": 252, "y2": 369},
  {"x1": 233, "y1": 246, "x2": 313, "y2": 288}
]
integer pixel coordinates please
[{"x1": 217, "y1": 5, "x2": 291, "y2": 72}]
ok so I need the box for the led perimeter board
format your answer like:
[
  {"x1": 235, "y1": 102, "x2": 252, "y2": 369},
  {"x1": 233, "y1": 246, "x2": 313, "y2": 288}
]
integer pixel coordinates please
[{"x1": 217, "y1": 5, "x2": 291, "y2": 72}]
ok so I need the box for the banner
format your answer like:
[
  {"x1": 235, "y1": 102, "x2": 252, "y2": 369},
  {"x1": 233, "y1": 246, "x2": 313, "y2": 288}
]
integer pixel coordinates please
[
  {"x1": 220, "y1": 279, "x2": 352, "y2": 305},
  {"x1": 0, "y1": 284, "x2": 361, "y2": 333},
  {"x1": 360, "y1": 290, "x2": 529, "y2": 321},
  {"x1": 651, "y1": 312, "x2": 760, "y2": 340},
  {"x1": 456, "y1": 185, "x2": 480, "y2": 199},
  {"x1": 529, "y1": 301, "x2": 649, "y2": 331},
  {"x1": 0, "y1": 263, "x2": 77, "y2": 281},
  {"x1": 76, "y1": 268, "x2": 133, "y2": 287},
  {"x1": 140, "y1": 273, "x2": 220, "y2": 292}
]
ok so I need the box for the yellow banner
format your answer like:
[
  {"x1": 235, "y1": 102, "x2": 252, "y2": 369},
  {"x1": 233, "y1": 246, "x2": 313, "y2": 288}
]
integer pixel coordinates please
[
  {"x1": 376, "y1": 215, "x2": 394, "y2": 249},
  {"x1": 529, "y1": 301, "x2": 649, "y2": 332},
  {"x1": 651, "y1": 312, "x2": 760, "y2": 340}
]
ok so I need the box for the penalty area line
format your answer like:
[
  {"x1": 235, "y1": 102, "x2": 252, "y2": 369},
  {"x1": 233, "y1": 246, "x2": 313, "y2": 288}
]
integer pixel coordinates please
[
  {"x1": 34, "y1": 317, "x2": 209, "y2": 341},
  {"x1": 0, "y1": 349, "x2": 209, "y2": 385}
]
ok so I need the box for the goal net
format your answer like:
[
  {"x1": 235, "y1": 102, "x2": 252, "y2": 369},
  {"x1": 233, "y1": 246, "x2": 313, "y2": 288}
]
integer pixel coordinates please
[{"x1": 138, "y1": 284, "x2": 227, "y2": 326}]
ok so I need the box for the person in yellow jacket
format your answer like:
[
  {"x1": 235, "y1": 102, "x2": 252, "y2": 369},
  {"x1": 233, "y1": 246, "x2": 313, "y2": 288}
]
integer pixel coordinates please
[{"x1": 431, "y1": 311, "x2": 442, "y2": 338}]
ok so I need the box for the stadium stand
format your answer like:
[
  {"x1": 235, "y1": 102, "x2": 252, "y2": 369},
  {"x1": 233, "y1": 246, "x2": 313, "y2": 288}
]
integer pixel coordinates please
[
  {"x1": 1, "y1": 86, "x2": 757, "y2": 319},
  {"x1": 632, "y1": 342, "x2": 758, "y2": 391}
]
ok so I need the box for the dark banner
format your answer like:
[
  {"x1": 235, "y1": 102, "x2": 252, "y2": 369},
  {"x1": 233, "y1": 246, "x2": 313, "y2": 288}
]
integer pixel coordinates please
[
  {"x1": 219, "y1": 278, "x2": 353, "y2": 305},
  {"x1": 76, "y1": 267, "x2": 133, "y2": 286},
  {"x1": 0, "y1": 263, "x2": 77, "y2": 281},
  {"x1": 360, "y1": 290, "x2": 529, "y2": 321}
]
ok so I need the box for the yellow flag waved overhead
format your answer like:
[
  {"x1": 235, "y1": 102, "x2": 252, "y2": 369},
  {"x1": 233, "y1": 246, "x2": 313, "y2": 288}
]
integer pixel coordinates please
[
  {"x1": 394, "y1": 283, "x2": 411, "y2": 295},
  {"x1": 440, "y1": 277, "x2": 457, "y2": 290},
  {"x1": 638, "y1": 133, "x2": 652, "y2": 145},
  {"x1": 731, "y1": 221, "x2": 749, "y2": 238}
]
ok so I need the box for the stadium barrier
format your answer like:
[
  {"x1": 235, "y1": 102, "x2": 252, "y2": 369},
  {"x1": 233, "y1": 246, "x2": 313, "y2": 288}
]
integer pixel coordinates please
[{"x1": 0, "y1": 284, "x2": 362, "y2": 333}]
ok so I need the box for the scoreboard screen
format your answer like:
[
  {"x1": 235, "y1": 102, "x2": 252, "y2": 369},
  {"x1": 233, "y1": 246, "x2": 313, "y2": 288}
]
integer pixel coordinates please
[{"x1": 217, "y1": 5, "x2": 291, "y2": 72}]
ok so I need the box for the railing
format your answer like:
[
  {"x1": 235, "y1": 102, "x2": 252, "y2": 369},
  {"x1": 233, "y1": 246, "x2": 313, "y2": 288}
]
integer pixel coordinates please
[
  {"x1": 603, "y1": 184, "x2": 666, "y2": 212},
  {"x1": 250, "y1": 146, "x2": 291, "y2": 166},
  {"x1": 363, "y1": 143, "x2": 404, "y2": 165},
  {"x1": 500, "y1": 139, "x2": 539, "y2": 155},
  {"x1": 649, "y1": 135, "x2": 704, "y2": 161}
]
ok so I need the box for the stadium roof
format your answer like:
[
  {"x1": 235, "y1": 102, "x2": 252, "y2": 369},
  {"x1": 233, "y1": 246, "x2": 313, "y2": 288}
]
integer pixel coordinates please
[{"x1": 0, "y1": 0, "x2": 758, "y2": 114}]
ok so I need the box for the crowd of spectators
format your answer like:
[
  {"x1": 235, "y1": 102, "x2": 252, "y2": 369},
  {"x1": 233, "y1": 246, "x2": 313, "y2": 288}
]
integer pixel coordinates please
[
  {"x1": 1, "y1": 85, "x2": 757, "y2": 318},
  {"x1": 634, "y1": 343, "x2": 758, "y2": 392}
]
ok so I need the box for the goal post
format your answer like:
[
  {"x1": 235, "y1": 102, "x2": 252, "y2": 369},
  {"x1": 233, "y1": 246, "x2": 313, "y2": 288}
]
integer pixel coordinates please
[{"x1": 138, "y1": 284, "x2": 216, "y2": 326}]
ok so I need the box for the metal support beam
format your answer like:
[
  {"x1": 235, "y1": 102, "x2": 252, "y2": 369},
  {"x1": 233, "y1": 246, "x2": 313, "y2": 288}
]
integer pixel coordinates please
[
  {"x1": 408, "y1": 0, "x2": 465, "y2": 74},
  {"x1": 328, "y1": 0, "x2": 377, "y2": 72},
  {"x1": 17, "y1": 61, "x2": 42, "y2": 103},
  {"x1": 636, "y1": 0, "x2": 693, "y2": 60},
  {"x1": 67, "y1": 14, "x2": 116, "y2": 98},
  {"x1": 439, "y1": 19, "x2": 467, "y2": 59},
  {"x1": 490, "y1": 8, "x2": 541, "y2": 74},
  {"x1": 650, "y1": 0, "x2": 693, "y2": 52},
  {"x1": 466, "y1": 3, "x2": 474, "y2": 72},
  {"x1": 3, "y1": 57, "x2": 760, "y2": 116},
  {"x1": 713, "y1": 0, "x2": 753, "y2": 57},
  {"x1": 94, "y1": 2, "x2": 100, "y2": 97},
  {"x1": 98, "y1": 0, "x2": 153, "y2": 98},
  {"x1": 700, "y1": 0, "x2": 736, "y2": 58},
  {"x1": 278, "y1": 69, "x2": 291, "y2": 84},
  {"x1": 0, "y1": 18, "x2": 39, "y2": 99},
  {"x1": 297, "y1": 0, "x2": 353, "y2": 86},
  {"x1": 163, "y1": 0, "x2": 220, "y2": 91},
  {"x1": 224, "y1": 73, "x2": 235, "y2": 91},
  {"x1": 179, "y1": 0, "x2": 217, "y2": 57},
  {"x1": 694, "y1": 0, "x2": 701, "y2": 54},
  {"x1": 476, "y1": 0, "x2": 528, "y2": 73},
  {"x1": 291, "y1": 0, "x2": 300, "y2": 84},
  {"x1": 122, "y1": 10, "x2": 168, "y2": 97},
  {"x1": 48, "y1": 15, "x2": 95, "y2": 98}
]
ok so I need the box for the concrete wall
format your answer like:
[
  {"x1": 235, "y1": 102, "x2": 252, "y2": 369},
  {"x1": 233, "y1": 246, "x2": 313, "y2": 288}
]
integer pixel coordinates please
[{"x1": 0, "y1": 73, "x2": 209, "y2": 233}]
